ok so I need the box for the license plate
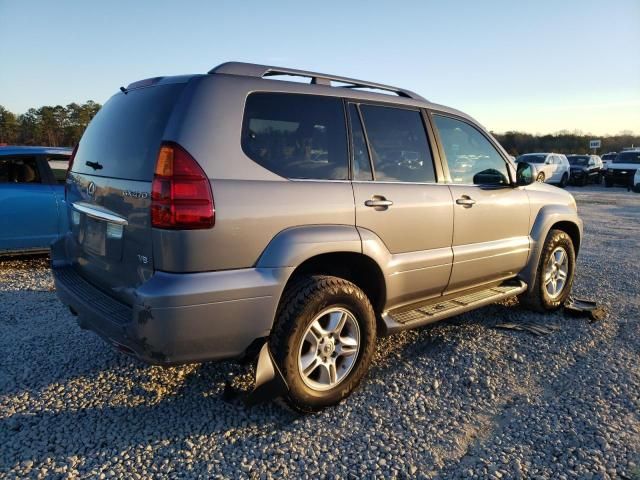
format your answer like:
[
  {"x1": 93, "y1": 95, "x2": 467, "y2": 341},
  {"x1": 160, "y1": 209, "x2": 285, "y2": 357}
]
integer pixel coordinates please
[{"x1": 83, "y1": 217, "x2": 106, "y2": 256}]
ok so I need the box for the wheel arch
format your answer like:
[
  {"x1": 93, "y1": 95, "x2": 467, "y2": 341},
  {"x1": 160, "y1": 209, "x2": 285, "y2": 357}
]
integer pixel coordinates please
[
  {"x1": 518, "y1": 205, "x2": 583, "y2": 289},
  {"x1": 256, "y1": 225, "x2": 388, "y2": 330}
]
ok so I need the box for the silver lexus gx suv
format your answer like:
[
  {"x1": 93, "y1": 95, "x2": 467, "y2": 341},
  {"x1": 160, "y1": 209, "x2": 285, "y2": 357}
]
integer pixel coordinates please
[{"x1": 52, "y1": 62, "x2": 583, "y2": 412}]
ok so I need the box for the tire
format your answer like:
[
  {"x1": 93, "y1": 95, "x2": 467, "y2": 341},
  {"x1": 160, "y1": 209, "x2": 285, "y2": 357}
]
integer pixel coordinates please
[
  {"x1": 536, "y1": 172, "x2": 545, "y2": 183},
  {"x1": 633, "y1": 183, "x2": 640, "y2": 194},
  {"x1": 520, "y1": 229, "x2": 575, "y2": 312},
  {"x1": 270, "y1": 275, "x2": 377, "y2": 412},
  {"x1": 559, "y1": 173, "x2": 569, "y2": 188},
  {"x1": 605, "y1": 179, "x2": 613, "y2": 188},
  {"x1": 580, "y1": 175, "x2": 588, "y2": 187}
]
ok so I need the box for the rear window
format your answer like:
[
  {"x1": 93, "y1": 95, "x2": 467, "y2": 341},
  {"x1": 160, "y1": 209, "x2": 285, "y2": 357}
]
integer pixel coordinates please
[
  {"x1": 613, "y1": 151, "x2": 640, "y2": 164},
  {"x1": 359, "y1": 104, "x2": 435, "y2": 183},
  {"x1": 242, "y1": 93, "x2": 348, "y2": 180},
  {"x1": 72, "y1": 83, "x2": 185, "y2": 181},
  {"x1": 47, "y1": 155, "x2": 70, "y2": 184}
]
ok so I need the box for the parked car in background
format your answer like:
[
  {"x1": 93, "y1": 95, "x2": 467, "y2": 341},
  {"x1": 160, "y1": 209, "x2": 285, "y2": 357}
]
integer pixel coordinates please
[
  {"x1": 0, "y1": 146, "x2": 72, "y2": 255},
  {"x1": 632, "y1": 168, "x2": 640, "y2": 193},
  {"x1": 567, "y1": 154, "x2": 603, "y2": 186},
  {"x1": 515, "y1": 153, "x2": 570, "y2": 187},
  {"x1": 601, "y1": 152, "x2": 617, "y2": 170},
  {"x1": 604, "y1": 149, "x2": 640, "y2": 187}
]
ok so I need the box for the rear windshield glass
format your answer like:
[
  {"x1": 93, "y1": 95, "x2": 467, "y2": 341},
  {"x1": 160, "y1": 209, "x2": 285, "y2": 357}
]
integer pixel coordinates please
[
  {"x1": 613, "y1": 151, "x2": 640, "y2": 164},
  {"x1": 567, "y1": 156, "x2": 589, "y2": 165},
  {"x1": 517, "y1": 154, "x2": 546, "y2": 163},
  {"x1": 241, "y1": 92, "x2": 348, "y2": 180},
  {"x1": 72, "y1": 83, "x2": 185, "y2": 181}
]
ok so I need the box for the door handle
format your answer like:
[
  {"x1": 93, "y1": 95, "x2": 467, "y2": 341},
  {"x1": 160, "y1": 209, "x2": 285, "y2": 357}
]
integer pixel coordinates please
[
  {"x1": 456, "y1": 196, "x2": 476, "y2": 207},
  {"x1": 365, "y1": 198, "x2": 393, "y2": 208}
]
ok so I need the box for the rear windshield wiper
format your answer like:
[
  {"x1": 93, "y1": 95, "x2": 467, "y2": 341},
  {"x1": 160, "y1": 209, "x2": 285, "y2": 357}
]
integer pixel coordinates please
[{"x1": 85, "y1": 161, "x2": 103, "y2": 170}]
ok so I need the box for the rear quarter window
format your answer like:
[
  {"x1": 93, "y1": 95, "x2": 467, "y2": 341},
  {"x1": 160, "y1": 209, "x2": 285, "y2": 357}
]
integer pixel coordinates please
[{"x1": 241, "y1": 93, "x2": 348, "y2": 180}]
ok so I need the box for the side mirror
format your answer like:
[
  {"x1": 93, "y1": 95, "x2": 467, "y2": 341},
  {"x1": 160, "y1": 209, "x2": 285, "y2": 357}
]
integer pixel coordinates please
[{"x1": 516, "y1": 162, "x2": 534, "y2": 186}]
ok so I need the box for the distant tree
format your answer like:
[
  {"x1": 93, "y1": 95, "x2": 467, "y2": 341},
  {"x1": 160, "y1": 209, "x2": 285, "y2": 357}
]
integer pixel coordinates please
[
  {"x1": 1, "y1": 101, "x2": 102, "y2": 146},
  {"x1": 0, "y1": 105, "x2": 19, "y2": 144}
]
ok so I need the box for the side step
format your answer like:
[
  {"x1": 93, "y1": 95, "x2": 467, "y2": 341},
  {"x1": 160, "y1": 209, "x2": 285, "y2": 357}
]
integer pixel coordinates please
[{"x1": 382, "y1": 281, "x2": 528, "y2": 334}]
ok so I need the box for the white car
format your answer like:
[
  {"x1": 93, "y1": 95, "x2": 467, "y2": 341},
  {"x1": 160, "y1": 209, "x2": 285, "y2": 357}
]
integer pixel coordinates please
[
  {"x1": 604, "y1": 149, "x2": 640, "y2": 188},
  {"x1": 632, "y1": 166, "x2": 640, "y2": 193},
  {"x1": 516, "y1": 153, "x2": 571, "y2": 187}
]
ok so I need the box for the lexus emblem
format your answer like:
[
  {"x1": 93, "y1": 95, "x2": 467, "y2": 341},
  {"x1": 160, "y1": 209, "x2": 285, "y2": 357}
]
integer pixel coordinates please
[{"x1": 87, "y1": 181, "x2": 96, "y2": 197}]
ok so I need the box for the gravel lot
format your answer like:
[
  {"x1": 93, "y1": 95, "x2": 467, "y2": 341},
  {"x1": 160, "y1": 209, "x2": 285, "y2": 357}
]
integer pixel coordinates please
[{"x1": 1, "y1": 184, "x2": 639, "y2": 479}]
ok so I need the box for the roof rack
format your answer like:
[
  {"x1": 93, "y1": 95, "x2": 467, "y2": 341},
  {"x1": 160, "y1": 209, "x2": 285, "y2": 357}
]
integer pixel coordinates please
[{"x1": 208, "y1": 62, "x2": 426, "y2": 101}]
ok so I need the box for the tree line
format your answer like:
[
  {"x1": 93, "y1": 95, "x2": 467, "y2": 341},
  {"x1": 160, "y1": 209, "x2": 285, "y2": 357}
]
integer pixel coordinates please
[
  {"x1": 1, "y1": 102, "x2": 638, "y2": 155},
  {"x1": 0, "y1": 102, "x2": 101, "y2": 147},
  {"x1": 492, "y1": 131, "x2": 640, "y2": 156}
]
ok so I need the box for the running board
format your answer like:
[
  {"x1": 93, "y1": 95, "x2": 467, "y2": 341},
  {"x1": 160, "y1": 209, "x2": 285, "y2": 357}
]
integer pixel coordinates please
[{"x1": 382, "y1": 281, "x2": 528, "y2": 334}]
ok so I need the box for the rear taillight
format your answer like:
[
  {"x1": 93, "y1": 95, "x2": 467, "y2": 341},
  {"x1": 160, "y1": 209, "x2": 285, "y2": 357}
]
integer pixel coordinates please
[
  {"x1": 65, "y1": 144, "x2": 79, "y2": 200},
  {"x1": 67, "y1": 144, "x2": 78, "y2": 175},
  {"x1": 151, "y1": 142, "x2": 214, "y2": 229}
]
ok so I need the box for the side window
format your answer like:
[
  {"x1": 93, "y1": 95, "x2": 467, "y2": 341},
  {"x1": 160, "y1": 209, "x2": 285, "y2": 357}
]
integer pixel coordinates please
[
  {"x1": 47, "y1": 155, "x2": 69, "y2": 184},
  {"x1": 0, "y1": 157, "x2": 42, "y2": 184},
  {"x1": 432, "y1": 115, "x2": 509, "y2": 186},
  {"x1": 348, "y1": 104, "x2": 373, "y2": 181},
  {"x1": 359, "y1": 104, "x2": 435, "y2": 183},
  {"x1": 242, "y1": 93, "x2": 348, "y2": 180}
]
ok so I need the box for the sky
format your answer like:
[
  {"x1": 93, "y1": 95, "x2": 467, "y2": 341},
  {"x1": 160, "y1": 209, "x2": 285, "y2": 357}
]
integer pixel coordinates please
[{"x1": 1, "y1": 0, "x2": 638, "y2": 135}]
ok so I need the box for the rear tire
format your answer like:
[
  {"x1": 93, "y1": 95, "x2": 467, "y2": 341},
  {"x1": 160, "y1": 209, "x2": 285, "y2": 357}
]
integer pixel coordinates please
[
  {"x1": 270, "y1": 275, "x2": 377, "y2": 412},
  {"x1": 520, "y1": 229, "x2": 575, "y2": 312},
  {"x1": 605, "y1": 179, "x2": 613, "y2": 188},
  {"x1": 559, "y1": 173, "x2": 569, "y2": 188}
]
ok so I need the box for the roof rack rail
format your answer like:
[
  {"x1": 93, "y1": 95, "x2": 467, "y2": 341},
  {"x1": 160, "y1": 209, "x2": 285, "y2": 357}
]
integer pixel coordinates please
[{"x1": 208, "y1": 62, "x2": 426, "y2": 101}]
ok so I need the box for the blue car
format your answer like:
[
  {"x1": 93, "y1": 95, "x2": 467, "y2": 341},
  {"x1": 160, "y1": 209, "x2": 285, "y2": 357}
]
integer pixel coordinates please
[{"x1": 0, "y1": 146, "x2": 72, "y2": 255}]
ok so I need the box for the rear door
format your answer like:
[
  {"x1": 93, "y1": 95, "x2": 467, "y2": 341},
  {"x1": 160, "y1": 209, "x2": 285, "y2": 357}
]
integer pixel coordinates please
[
  {"x1": 430, "y1": 113, "x2": 530, "y2": 294},
  {"x1": 350, "y1": 102, "x2": 453, "y2": 308},
  {"x1": 66, "y1": 81, "x2": 188, "y2": 304},
  {"x1": 0, "y1": 155, "x2": 59, "y2": 252}
]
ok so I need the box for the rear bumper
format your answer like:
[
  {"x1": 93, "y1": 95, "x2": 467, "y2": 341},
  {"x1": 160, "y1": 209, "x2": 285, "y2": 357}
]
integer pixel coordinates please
[{"x1": 51, "y1": 236, "x2": 292, "y2": 365}]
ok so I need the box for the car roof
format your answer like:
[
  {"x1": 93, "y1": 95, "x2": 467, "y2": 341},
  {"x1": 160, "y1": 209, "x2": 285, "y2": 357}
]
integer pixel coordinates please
[{"x1": 0, "y1": 146, "x2": 73, "y2": 156}]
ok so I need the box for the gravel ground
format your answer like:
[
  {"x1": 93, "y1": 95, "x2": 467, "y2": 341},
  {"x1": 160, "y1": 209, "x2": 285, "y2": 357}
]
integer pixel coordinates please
[{"x1": 1, "y1": 184, "x2": 639, "y2": 479}]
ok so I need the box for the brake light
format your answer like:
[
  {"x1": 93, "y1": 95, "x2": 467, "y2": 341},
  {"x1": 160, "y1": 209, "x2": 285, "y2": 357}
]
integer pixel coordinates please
[
  {"x1": 151, "y1": 142, "x2": 214, "y2": 229},
  {"x1": 65, "y1": 144, "x2": 79, "y2": 200},
  {"x1": 67, "y1": 144, "x2": 78, "y2": 175}
]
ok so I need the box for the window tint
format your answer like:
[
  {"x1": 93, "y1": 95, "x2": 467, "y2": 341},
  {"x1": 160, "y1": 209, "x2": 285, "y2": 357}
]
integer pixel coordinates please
[
  {"x1": 242, "y1": 93, "x2": 348, "y2": 180},
  {"x1": 359, "y1": 105, "x2": 435, "y2": 183},
  {"x1": 433, "y1": 115, "x2": 509, "y2": 186},
  {"x1": 348, "y1": 104, "x2": 372, "y2": 181},
  {"x1": 73, "y1": 83, "x2": 185, "y2": 181},
  {"x1": 47, "y1": 155, "x2": 69, "y2": 184},
  {"x1": 0, "y1": 157, "x2": 41, "y2": 184}
]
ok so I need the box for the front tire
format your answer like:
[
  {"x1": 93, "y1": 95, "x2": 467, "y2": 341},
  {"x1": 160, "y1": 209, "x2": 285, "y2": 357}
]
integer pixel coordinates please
[
  {"x1": 270, "y1": 275, "x2": 377, "y2": 412},
  {"x1": 521, "y1": 229, "x2": 575, "y2": 312}
]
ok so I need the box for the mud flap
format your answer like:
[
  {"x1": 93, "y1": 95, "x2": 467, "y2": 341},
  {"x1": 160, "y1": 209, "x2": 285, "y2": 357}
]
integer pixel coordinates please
[
  {"x1": 223, "y1": 342, "x2": 289, "y2": 406},
  {"x1": 245, "y1": 343, "x2": 288, "y2": 406},
  {"x1": 563, "y1": 296, "x2": 607, "y2": 322}
]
